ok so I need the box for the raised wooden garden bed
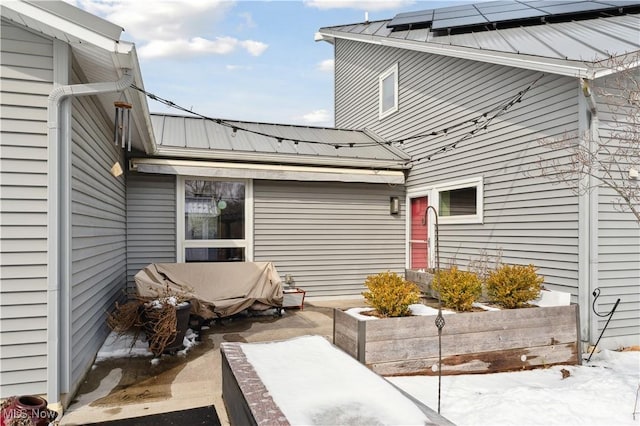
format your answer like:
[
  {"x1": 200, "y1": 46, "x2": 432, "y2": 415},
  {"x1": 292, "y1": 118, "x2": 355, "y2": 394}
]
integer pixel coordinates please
[{"x1": 334, "y1": 304, "x2": 581, "y2": 376}]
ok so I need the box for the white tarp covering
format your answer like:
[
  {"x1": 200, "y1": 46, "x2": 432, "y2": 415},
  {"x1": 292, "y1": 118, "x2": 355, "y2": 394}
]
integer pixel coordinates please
[{"x1": 134, "y1": 262, "x2": 284, "y2": 319}]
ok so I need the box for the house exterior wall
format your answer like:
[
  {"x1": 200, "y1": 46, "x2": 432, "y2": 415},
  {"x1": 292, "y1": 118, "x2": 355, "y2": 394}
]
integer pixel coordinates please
[
  {"x1": 334, "y1": 39, "x2": 581, "y2": 294},
  {"x1": 593, "y1": 73, "x2": 640, "y2": 348},
  {"x1": 0, "y1": 20, "x2": 53, "y2": 398},
  {"x1": 253, "y1": 180, "x2": 406, "y2": 297},
  {"x1": 69, "y1": 76, "x2": 128, "y2": 391},
  {"x1": 126, "y1": 171, "x2": 177, "y2": 291}
]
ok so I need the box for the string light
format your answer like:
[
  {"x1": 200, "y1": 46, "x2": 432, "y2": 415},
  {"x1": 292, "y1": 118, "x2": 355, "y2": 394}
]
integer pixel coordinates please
[
  {"x1": 129, "y1": 73, "x2": 542, "y2": 160},
  {"x1": 404, "y1": 73, "x2": 544, "y2": 166}
]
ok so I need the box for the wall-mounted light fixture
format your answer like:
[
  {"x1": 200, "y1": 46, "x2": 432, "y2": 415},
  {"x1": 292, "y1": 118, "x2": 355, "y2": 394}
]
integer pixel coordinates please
[
  {"x1": 630, "y1": 167, "x2": 638, "y2": 180},
  {"x1": 110, "y1": 161, "x2": 123, "y2": 177},
  {"x1": 390, "y1": 196, "x2": 400, "y2": 215},
  {"x1": 114, "y1": 101, "x2": 133, "y2": 152}
]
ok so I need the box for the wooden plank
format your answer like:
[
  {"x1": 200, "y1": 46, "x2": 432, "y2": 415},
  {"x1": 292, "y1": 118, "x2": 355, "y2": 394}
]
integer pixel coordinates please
[
  {"x1": 334, "y1": 305, "x2": 580, "y2": 374},
  {"x1": 332, "y1": 308, "x2": 359, "y2": 358},
  {"x1": 366, "y1": 322, "x2": 578, "y2": 363},
  {"x1": 364, "y1": 305, "x2": 578, "y2": 340},
  {"x1": 371, "y1": 343, "x2": 580, "y2": 376}
]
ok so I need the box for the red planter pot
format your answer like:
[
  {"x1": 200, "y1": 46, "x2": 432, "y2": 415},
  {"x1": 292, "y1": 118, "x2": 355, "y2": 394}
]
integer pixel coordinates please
[{"x1": 0, "y1": 395, "x2": 57, "y2": 426}]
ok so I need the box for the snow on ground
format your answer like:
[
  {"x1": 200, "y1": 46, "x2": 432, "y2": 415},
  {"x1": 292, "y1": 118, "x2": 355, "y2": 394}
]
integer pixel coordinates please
[
  {"x1": 240, "y1": 335, "x2": 639, "y2": 426},
  {"x1": 389, "y1": 349, "x2": 640, "y2": 426},
  {"x1": 96, "y1": 329, "x2": 198, "y2": 363},
  {"x1": 94, "y1": 323, "x2": 639, "y2": 425}
]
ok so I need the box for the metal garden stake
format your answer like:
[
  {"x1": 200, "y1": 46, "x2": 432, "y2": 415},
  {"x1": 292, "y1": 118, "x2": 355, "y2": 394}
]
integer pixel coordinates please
[
  {"x1": 425, "y1": 205, "x2": 444, "y2": 414},
  {"x1": 587, "y1": 288, "x2": 621, "y2": 363}
]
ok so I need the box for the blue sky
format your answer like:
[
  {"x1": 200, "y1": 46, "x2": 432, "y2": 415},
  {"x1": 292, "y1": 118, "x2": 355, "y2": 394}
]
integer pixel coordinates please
[{"x1": 71, "y1": 1, "x2": 468, "y2": 127}]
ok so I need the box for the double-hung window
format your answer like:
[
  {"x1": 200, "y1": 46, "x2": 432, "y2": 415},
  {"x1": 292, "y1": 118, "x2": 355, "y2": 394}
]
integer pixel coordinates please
[
  {"x1": 379, "y1": 63, "x2": 399, "y2": 119},
  {"x1": 178, "y1": 177, "x2": 252, "y2": 262}
]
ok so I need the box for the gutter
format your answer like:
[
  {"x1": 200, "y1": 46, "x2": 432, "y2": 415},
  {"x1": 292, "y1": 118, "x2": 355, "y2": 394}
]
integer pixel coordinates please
[
  {"x1": 154, "y1": 146, "x2": 409, "y2": 170},
  {"x1": 46, "y1": 68, "x2": 134, "y2": 408}
]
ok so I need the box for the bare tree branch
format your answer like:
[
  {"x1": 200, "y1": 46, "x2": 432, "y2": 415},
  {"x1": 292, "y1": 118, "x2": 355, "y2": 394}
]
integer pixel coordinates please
[{"x1": 536, "y1": 54, "x2": 640, "y2": 224}]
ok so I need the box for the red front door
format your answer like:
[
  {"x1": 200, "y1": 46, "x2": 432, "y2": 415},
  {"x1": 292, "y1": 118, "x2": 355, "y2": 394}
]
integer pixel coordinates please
[{"x1": 410, "y1": 197, "x2": 428, "y2": 269}]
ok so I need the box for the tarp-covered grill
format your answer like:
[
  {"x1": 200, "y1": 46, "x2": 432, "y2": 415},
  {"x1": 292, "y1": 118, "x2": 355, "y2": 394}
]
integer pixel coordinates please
[{"x1": 134, "y1": 262, "x2": 284, "y2": 319}]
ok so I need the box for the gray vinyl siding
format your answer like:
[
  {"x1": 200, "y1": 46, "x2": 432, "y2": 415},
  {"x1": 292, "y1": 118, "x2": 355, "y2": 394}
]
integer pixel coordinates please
[
  {"x1": 69, "y1": 87, "x2": 127, "y2": 392},
  {"x1": 334, "y1": 39, "x2": 581, "y2": 294},
  {"x1": 594, "y1": 73, "x2": 640, "y2": 347},
  {"x1": 126, "y1": 172, "x2": 177, "y2": 291},
  {"x1": 0, "y1": 21, "x2": 52, "y2": 398},
  {"x1": 253, "y1": 180, "x2": 405, "y2": 297}
]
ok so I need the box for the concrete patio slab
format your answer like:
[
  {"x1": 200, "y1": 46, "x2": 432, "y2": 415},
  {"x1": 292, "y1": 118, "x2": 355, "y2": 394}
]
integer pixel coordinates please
[{"x1": 59, "y1": 298, "x2": 364, "y2": 425}]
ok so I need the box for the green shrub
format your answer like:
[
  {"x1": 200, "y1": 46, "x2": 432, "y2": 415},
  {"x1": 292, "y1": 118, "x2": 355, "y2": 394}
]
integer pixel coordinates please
[
  {"x1": 486, "y1": 264, "x2": 544, "y2": 308},
  {"x1": 431, "y1": 267, "x2": 482, "y2": 312},
  {"x1": 362, "y1": 271, "x2": 420, "y2": 317}
]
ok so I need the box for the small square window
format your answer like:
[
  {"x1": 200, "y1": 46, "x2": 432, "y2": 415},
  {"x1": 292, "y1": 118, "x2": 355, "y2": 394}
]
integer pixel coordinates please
[{"x1": 379, "y1": 63, "x2": 398, "y2": 119}]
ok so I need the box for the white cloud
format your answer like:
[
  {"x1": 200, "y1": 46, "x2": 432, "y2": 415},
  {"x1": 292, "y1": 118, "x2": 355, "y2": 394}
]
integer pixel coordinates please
[
  {"x1": 240, "y1": 40, "x2": 269, "y2": 57},
  {"x1": 317, "y1": 59, "x2": 334, "y2": 72},
  {"x1": 72, "y1": 0, "x2": 268, "y2": 60},
  {"x1": 237, "y1": 12, "x2": 256, "y2": 30},
  {"x1": 226, "y1": 65, "x2": 253, "y2": 71},
  {"x1": 301, "y1": 109, "x2": 332, "y2": 125},
  {"x1": 304, "y1": 0, "x2": 415, "y2": 11},
  {"x1": 138, "y1": 36, "x2": 267, "y2": 59}
]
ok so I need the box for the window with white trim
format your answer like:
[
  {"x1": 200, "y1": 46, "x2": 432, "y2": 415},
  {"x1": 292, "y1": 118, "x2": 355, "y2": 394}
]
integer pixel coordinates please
[
  {"x1": 379, "y1": 63, "x2": 398, "y2": 119},
  {"x1": 435, "y1": 177, "x2": 483, "y2": 224},
  {"x1": 178, "y1": 177, "x2": 252, "y2": 262}
]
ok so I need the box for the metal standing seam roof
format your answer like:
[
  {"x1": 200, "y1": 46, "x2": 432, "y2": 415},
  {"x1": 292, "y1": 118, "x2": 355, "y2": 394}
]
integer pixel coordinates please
[
  {"x1": 317, "y1": 5, "x2": 640, "y2": 78},
  {"x1": 149, "y1": 114, "x2": 410, "y2": 170}
]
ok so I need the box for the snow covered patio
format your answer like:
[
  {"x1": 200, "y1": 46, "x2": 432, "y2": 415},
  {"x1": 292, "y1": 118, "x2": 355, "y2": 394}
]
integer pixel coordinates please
[{"x1": 58, "y1": 299, "x2": 640, "y2": 426}]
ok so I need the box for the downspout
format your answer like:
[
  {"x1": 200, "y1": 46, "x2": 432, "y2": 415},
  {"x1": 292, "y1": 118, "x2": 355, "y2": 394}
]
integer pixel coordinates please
[
  {"x1": 580, "y1": 78, "x2": 600, "y2": 348},
  {"x1": 47, "y1": 68, "x2": 133, "y2": 408}
]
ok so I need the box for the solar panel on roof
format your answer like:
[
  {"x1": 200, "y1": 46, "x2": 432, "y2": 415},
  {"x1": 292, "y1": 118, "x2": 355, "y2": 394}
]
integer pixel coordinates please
[
  {"x1": 432, "y1": 15, "x2": 490, "y2": 29},
  {"x1": 386, "y1": 0, "x2": 640, "y2": 32},
  {"x1": 387, "y1": 10, "x2": 433, "y2": 28},
  {"x1": 476, "y1": 3, "x2": 531, "y2": 13},
  {"x1": 434, "y1": 9, "x2": 480, "y2": 20},
  {"x1": 484, "y1": 9, "x2": 548, "y2": 22},
  {"x1": 393, "y1": 9, "x2": 434, "y2": 19},
  {"x1": 538, "y1": 2, "x2": 617, "y2": 15}
]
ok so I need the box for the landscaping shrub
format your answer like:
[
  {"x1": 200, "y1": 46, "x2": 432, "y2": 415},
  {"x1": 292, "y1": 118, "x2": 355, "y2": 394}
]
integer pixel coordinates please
[
  {"x1": 486, "y1": 264, "x2": 544, "y2": 308},
  {"x1": 362, "y1": 271, "x2": 420, "y2": 317},
  {"x1": 431, "y1": 267, "x2": 482, "y2": 312}
]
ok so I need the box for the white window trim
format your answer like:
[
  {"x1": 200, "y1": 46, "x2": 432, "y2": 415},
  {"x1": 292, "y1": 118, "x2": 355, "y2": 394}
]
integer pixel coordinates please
[
  {"x1": 378, "y1": 63, "x2": 399, "y2": 120},
  {"x1": 176, "y1": 176, "x2": 253, "y2": 262},
  {"x1": 433, "y1": 176, "x2": 484, "y2": 225},
  {"x1": 405, "y1": 178, "x2": 484, "y2": 268}
]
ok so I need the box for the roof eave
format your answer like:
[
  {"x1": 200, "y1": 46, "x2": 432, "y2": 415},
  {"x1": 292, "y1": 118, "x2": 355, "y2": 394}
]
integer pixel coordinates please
[
  {"x1": 154, "y1": 146, "x2": 410, "y2": 170},
  {"x1": 124, "y1": 46, "x2": 157, "y2": 155},
  {"x1": 318, "y1": 28, "x2": 604, "y2": 79},
  {"x1": 1, "y1": 0, "x2": 127, "y2": 53},
  {"x1": 2, "y1": 1, "x2": 157, "y2": 155}
]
